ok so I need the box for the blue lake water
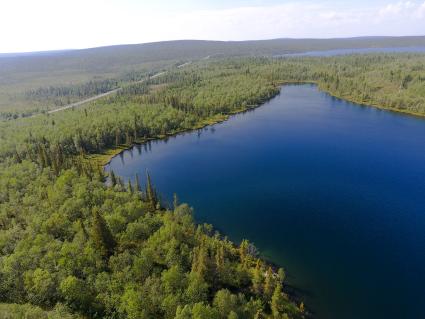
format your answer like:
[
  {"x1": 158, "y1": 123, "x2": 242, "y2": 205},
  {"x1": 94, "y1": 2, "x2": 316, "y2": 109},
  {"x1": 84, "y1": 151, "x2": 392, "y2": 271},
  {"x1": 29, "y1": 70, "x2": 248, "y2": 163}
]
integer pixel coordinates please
[
  {"x1": 280, "y1": 46, "x2": 425, "y2": 57},
  {"x1": 106, "y1": 84, "x2": 425, "y2": 319}
]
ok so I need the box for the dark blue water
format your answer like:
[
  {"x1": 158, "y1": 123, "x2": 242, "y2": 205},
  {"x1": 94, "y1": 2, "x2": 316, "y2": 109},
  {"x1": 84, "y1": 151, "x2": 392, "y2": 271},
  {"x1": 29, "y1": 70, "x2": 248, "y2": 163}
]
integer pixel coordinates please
[
  {"x1": 280, "y1": 46, "x2": 425, "y2": 57},
  {"x1": 106, "y1": 85, "x2": 425, "y2": 319}
]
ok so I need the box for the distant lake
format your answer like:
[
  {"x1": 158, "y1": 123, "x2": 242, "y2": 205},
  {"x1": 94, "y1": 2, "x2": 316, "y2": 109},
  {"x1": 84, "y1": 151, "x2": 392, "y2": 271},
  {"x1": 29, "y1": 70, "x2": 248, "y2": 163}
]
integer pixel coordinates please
[
  {"x1": 106, "y1": 85, "x2": 425, "y2": 319},
  {"x1": 279, "y1": 46, "x2": 425, "y2": 57}
]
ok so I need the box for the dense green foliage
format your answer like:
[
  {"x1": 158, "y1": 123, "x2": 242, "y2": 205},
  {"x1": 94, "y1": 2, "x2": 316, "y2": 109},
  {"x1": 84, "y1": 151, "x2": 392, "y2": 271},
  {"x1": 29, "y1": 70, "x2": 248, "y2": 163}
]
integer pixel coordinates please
[
  {"x1": 0, "y1": 161, "x2": 304, "y2": 319},
  {"x1": 24, "y1": 79, "x2": 120, "y2": 107},
  {"x1": 0, "y1": 303, "x2": 81, "y2": 319},
  {"x1": 1, "y1": 36, "x2": 424, "y2": 115},
  {"x1": 0, "y1": 61, "x2": 279, "y2": 161},
  {"x1": 0, "y1": 53, "x2": 424, "y2": 162},
  {"x1": 1, "y1": 51, "x2": 424, "y2": 318},
  {"x1": 280, "y1": 54, "x2": 425, "y2": 114},
  {"x1": 0, "y1": 54, "x2": 318, "y2": 318}
]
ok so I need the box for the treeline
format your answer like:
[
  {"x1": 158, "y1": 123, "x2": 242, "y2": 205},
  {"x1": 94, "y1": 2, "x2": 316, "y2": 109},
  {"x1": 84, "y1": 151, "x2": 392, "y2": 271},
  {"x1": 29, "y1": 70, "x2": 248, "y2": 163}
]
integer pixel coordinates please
[
  {"x1": 273, "y1": 54, "x2": 425, "y2": 114},
  {"x1": 2, "y1": 54, "x2": 425, "y2": 164},
  {"x1": 25, "y1": 79, "x2": 120, "y2": 105},
  {"x1": 1, "y1": 53, "x2": 424, "y2": 318},
  {"x1": 0, "y1": 56, "x2": 313, "y2": 319},
  {"x1": 0, "y1": 68, "x2": 156, "y2": 120},
  {"x1": 0, "y1": 161, "x2": 305, "y2": 319},
  {"x1": 0, "y1": 62, "x2": 281, "y2": 162},
  {"x1": 4, "y1": 53, "x2": 425, "y2": 121}
]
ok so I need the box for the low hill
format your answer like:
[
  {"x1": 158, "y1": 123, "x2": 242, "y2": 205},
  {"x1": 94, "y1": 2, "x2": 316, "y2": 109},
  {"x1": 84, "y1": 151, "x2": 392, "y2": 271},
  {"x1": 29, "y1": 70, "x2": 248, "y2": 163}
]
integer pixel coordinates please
[{"x1": 1, "y1": 36, "x2": 424, "y2": 115}]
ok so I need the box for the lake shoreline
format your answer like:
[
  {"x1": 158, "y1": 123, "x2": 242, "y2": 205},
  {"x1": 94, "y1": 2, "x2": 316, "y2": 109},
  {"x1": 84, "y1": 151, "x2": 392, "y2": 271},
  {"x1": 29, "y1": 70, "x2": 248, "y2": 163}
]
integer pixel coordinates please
[
  {"x1": 97, "y1": 81, "x2": 424, "y2": 316},
  {"x1": 89, "y1": 81, "x2": 424, "y2": 169},
  {"x1": 88, "y1": 94, "x2": 280, "y2": 168},
  {"x1": 279, "y1": 80, "x2": 425, "y2": 119},
  {"x1": 319, "y1": 85, "x2": 425, "y2": 119}
]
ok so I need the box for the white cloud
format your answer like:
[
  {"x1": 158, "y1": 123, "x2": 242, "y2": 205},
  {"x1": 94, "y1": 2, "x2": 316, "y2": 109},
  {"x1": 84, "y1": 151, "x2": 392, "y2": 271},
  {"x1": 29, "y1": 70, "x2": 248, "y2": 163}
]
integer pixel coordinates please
[
  {"x1": 0, "y1": 0, "x2": 424, "y2": 52},
  {"x1": 161, "y1": 1, "x2": 425, "y2": 40},
  {"x1": 378, "y1": 1, "x2": 416, "y2": 17}
]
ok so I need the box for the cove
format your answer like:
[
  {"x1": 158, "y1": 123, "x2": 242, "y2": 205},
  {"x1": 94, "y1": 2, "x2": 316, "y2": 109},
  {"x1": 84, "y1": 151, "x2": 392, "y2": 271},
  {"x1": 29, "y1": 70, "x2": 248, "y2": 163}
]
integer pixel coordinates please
[{"x1": 105, "y1": 84, "x2": 425, "y2": 319}]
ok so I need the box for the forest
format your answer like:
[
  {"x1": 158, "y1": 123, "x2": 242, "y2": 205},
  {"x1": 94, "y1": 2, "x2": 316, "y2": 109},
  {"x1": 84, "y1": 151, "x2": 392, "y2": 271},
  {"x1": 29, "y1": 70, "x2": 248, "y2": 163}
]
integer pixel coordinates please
[
  {"x1": 1, "y1": 35, "x2": 424, "y2": 116},
  {"x1": 1, "y1": 52, "x2": 424, "y2": 318},
  {"x1": 0, "y1": 53, "x2": 424, "y2": 162},
  {"x1": 0, "y1": 160, "x2": 303, "y2": 319}
]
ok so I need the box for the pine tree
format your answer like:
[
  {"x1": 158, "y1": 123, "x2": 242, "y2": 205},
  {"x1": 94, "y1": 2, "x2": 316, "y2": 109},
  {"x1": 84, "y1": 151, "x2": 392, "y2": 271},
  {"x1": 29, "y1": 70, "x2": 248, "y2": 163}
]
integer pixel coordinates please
[
  {"x1": 127, "y1": 180, "x2": 133, "y2": 193},
  {"x1": 271, "y1": 285, "x2": 287, "y2": 318},
  {"x1": 134, "y1": 173, "x2": 142, "y2": 192},
  {"x1": 173, "y1": 193, "x2": 179, "y2": 209},
  {"x1": 56, "y1": 144, "x2": 64, "y2": 170},
  {"x1": 14, "y1": 150, "x2": 22, "y2": 163},
  {"x1": 117, "y1": 177, "x2": 125, "y2": 188},
  {"x1": 215, "y1": 244, "x2": 225, "y2": 281},
  {"x1": 110, "y1": 170, "x2": 117, "y2": 186},
  {"x1": 278, "y1": 268, "x2": 286, "y2": 284},
  {"x1": 133, "y1": 114, "x2": 138, "y2": 140},
  {"x1": 264, "y1": 267, "x2": 275, "y2": 299},
  {"x1": 115, "y1": 129, "x2": 120, "y2": 146},
  {"x1": 192, "y1": 241, "x2": 209, "y2": 279},
  {"x1": 239, "y1": 239, "x2": 249, "y2": 267},
  {"x1": 90, "y1": 209, "x2": 116, "y2": 258},
  {"x1": 252, "y1": 260, "x2": 263, "y2": 294},
  {"x1": 51, "y1": 153, "x2": 59, "y2": 176},
  {"x1": 37, "y1": 143, "x2": 48, "y2": 168},
  {"x1": 215, "y1": 245, "x2": 225, "y2": 269},
  {"x1": 145, "y1": 170, "x2": 157, "y2": 209},
  {"x1": 78, "y1": 219, "x2": 89, "y2": 240}
]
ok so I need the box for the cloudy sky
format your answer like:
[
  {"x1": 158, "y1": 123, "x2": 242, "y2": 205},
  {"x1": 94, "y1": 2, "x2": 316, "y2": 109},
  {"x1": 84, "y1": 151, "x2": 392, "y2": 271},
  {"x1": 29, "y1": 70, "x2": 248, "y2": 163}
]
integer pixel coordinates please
[{"x1": 1, "y1": 0, "x2": 425, "y2": 53}]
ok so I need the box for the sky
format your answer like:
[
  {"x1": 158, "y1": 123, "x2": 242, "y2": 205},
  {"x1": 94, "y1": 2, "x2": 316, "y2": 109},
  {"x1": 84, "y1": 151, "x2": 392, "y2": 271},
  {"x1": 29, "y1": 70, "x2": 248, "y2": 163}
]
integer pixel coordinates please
[{"x1": 1, "y1": 0, "x2": 425, "y2": 53}]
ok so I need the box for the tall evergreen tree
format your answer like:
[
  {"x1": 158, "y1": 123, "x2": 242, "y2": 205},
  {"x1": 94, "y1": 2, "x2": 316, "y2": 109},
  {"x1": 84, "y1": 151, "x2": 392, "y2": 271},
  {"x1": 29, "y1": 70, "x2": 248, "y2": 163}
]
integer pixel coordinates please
[
  {"x1": 145, "y1": 170, "x2": 157, "y2": 209},
  {"x1": 192, "y1": 244, "x2": 209, "y2": 279},
  {"x1": 90, "y1": 209, "x2": 116, "y2": 258},
  {"x1": 173, "y1": 193, "x2": 179, "y2": 209},
  {"x1": 252, "y1": 260, "x2": 263, "y2": 294},
  {"x1": 110, "y1": 170, "x2": 117, "y2": 186},
  {"x1": 264, "y1": 267, "x2": 275, "y2": 299},
  {"x1": 134, "y1": 173, "x2": 142, "y2": 192},
  {"x1": 271, "y1": 284, "x2": 288, "y2": 319},
  {"x1": 127, "y1": 180, "x2": 133, "y2": 193},
  {"x1": 278, "y1": 268, "x2": 286, "y2": 284}
]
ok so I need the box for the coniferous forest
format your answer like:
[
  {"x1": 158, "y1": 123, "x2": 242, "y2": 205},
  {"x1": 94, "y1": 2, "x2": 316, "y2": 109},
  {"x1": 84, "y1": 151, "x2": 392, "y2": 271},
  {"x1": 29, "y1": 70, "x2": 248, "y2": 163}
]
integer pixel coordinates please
[{"x1": 1, "y1": 52, "x2": 425, "y2": 318}]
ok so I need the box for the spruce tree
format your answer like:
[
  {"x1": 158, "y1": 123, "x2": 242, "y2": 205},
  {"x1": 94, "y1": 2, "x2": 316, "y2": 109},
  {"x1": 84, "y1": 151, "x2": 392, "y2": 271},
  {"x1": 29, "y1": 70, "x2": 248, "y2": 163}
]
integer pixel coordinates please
[
  {"x1": 117, "y1": 177, "x2": 125, "y2": 189},
  {"x1": 14, "y1": 150, "x2": 22, "y2": 163},
  {"x1": 127, "y1": 180, "x2": 133, "y2": 193},
  {"x1": 192, "y1": 243, "x2": 209, "y2": 279},
  {"x1": 90, "y1": 209, "x2": 116, "y2": 258},
  {"x1": 57, "y1": 144, "x2": 64, "y2": 170},
  {"x1": 278, "y1": 268, "x2": 286, "y2": 284},
  {"x1": 173, "y1": 193, "x2": 179, "y2": 209},
  {"x1": 252, "y1": 260, "x2": 263, "y2": 294},
  {"x1": 145, "y1": 170, "x2": 157, "y2": 209},
  {"x1": 271, "y1": 284, "x2": 287, "y2": 318},
  {"x1": 215, "y1": 245, "x2": 225, "y2": 270},
  {"x1": 110, "y1": 170, "x2": 117, "y2": 186},
  {"x1": 264, "y1": 267, "x2": 275, "y2": 299},
  {"x1": 135, "y1": 173, "x2": 142, "y2": 192}
]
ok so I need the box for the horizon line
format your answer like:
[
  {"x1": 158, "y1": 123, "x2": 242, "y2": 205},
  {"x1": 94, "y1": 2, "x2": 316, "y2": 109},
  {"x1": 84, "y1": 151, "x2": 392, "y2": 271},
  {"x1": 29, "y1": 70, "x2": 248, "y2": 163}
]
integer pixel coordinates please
[{"x1": 1, "y1": 34, "x2": 425, "y2": 56}]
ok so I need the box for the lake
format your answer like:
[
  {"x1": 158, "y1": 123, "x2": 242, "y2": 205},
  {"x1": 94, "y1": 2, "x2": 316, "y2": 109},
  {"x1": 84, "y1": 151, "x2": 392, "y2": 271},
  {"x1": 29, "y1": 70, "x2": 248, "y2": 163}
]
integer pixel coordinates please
[
  {"x1": 105, "y1": 84, "x2": 425, "y2": 319},
  {"x1": 279, "y1": 46, "x2": 425, "y2": 57}
]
